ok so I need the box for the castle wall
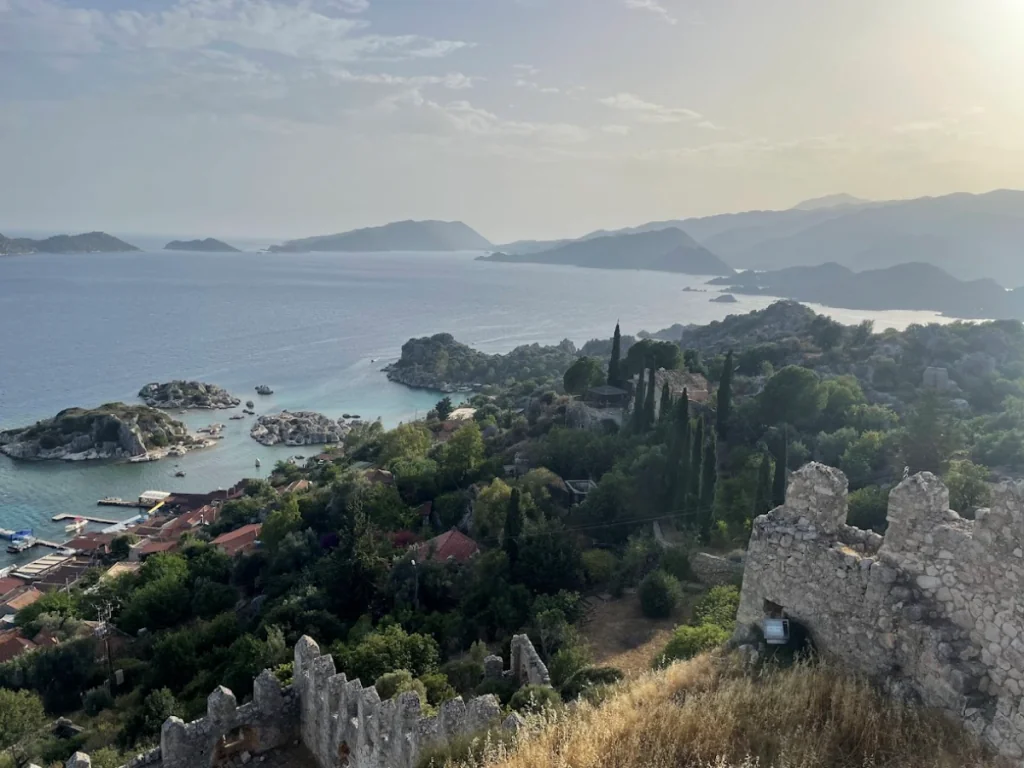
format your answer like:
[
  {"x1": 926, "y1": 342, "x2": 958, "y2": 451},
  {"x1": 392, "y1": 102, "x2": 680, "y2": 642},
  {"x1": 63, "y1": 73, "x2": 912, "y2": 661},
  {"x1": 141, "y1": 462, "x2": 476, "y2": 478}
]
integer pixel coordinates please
[
  {"x1": 736, "y1": 462, "x2": 1024, "y2": 762},
  {"x1": 75, "y1": 634, "x2": 549, "y2": 768}
]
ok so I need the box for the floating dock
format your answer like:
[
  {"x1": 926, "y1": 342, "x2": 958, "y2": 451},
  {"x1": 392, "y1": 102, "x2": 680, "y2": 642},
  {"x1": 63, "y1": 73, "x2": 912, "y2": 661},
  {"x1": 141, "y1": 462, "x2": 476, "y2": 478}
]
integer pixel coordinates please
[
  {"x1": 52, "y1": 513, "x2": 119, "y2": 525},
  {"x1": 97, "y1": 497, "x2": 147, "y2": 508}
]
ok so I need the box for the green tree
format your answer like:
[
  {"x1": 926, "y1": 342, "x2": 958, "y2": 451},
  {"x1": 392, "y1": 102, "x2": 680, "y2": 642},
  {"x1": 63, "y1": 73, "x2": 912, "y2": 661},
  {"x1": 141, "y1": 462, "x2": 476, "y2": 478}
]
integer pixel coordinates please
[
  {"x1": 339, "y1": 625, "x2": 440, "y2": 683},
  {"x1": 261, "y1": 496, "x2": 302, "y2": 553},
  {"x1": 757, "y1": 366, "x2": 826, "y2": 429},
  {"x1": 638, "y1": 570, "x2": 681, "y2": 618},
  {"x1": 659, "y1": 381, "x2": 673, "y2": 425},
  {"x1": 752, "y1": 451, "x2": 772, "y2": 518},
  {"x1": 699, "y1": 431, "x2": 717, "y2": 540},
  {"x1": 434, "y1": 396, "x2": 454, "y2": 421},
  {"x1": 902, "y1": 390, "x2": 956, "y2": 475},
  {"x1": 110, "y1": 534, "x2": 137, "y2": 561},
  {"x1": 668, "y1": 394, "x2": 691, "y2": 512},
  {"x1": 0, "y1": 688, "x2": 44, "y2": 768},
  {"x1": 624, "y1": 339, "x2": 682, "y2": 376},
  {"x1": 690, "y1": 416, "x2": 704, "y2": 501},
  {"x1": 643, "y1": 364, "x2": 657, "y2": 429},
  {"x1": 563, "y1": 356, "x2": 605, "y2": 396},
  {"x1": 441, "y1": 422, "x2": 484, "y2": 484},
  {"x1": 631, "y1": 368, "x2": 647, "y2": 432},
  {"x1": 772, "y1": 428, "x2": 788, "y2": 508},
  {"x1": 503, "y1": 488, "x2": 523, "y2": 566},
  {"x1": 120, "y1": 688, "x2": 181, "y2": 748},
  {"x1": 945, "y1": 459, "x2": 991, "y2": 516},
  {"x1": 819, "y1": 376, "x2": 867, "y2": 430},
  {"x1": 472, "y1": 478, "x2": 513, "y2": 542},
  {"x1": 716, "y1": 351, "x2": 734, "y2": 442},
  {"x1": 848, "y1": 485, "x2": 890, "y2": 531},
  {"x1": 608, "y1": 322, "x2": 623, "y2": 388},
  {"x1": 374, "y1": 669, "x2": 428, "y2": 703},
  {"x1": 379, "y1": 422, "x2": 432, "y2": 465}
]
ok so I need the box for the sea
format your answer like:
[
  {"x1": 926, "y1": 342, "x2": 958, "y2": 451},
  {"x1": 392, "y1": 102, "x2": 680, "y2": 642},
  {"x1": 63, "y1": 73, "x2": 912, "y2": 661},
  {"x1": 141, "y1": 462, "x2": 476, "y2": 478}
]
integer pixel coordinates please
[{"x1": 0, "y1": 248, "x2": 958, "y2": 567}]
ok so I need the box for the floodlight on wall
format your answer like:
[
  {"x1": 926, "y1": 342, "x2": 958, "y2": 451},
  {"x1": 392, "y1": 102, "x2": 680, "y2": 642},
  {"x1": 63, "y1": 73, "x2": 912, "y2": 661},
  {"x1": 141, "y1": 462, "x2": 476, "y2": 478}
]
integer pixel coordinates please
[{"x1": 763, "y1": 618, "x2": 790, "y2": 645}]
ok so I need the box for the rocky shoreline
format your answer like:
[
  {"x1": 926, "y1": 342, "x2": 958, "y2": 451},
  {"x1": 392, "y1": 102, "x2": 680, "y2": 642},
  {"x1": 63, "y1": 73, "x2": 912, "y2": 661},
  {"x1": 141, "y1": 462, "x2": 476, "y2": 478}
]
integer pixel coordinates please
[
  {"x1": 250, "y1": 411, "x2": 354, "y2": 447},
  {"x1": 139, "y1": 381, "x2": 241, "y2": 410},
  {"x1": 0, "y1": 404, "x2": 213, "y2": 462},
  {"x1": 382, "y1": 367, "x2": 472, "y2": 393}
]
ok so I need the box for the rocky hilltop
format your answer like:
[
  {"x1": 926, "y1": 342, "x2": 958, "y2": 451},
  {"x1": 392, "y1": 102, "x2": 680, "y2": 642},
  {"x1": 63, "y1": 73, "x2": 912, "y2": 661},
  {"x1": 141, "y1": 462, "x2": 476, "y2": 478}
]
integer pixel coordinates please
[
  {"x1": 0, "y1": 231, "x2": 139, "y2": 256},
  {"x1": 385, "y1": 333, "x2": 578, "y2": 391},
  {"x1": 0, "y1": 404, "x2": 209, "y2": 462},
  {"x1": 269, "y1": 220, "x2": 492, "y2": 253},
  {"x1": 250, "y1": 411, "x2": 348, "y2": 446},
  {"x1": 139, "y1": 381, "x2": 241, "y2": 409},
  {"x1": 164, "y1": 238, "x2": 240, "y2": 253}
]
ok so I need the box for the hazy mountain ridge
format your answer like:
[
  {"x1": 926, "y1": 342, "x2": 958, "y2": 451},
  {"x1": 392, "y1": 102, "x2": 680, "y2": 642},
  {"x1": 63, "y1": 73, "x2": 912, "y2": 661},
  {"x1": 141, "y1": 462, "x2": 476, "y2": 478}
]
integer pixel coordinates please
[
  {"x1": 0, "y1": 231, "x2": 139, "y2": 255},
  {"x1": 164, "y1": 238, "x2": 240, "y2": 252},
  {"x1": 480, "y1": 227, "x2": 734, "y2": 275},
  {"x1": 792, "y1": 192, "x2": 870, "y2": 210},
  {"x1": 269, "y1": 220, "x2": 492, "y2": 253},
  {"x1": 709, "y1": 261, "x2": 1024, "y2": 319}
]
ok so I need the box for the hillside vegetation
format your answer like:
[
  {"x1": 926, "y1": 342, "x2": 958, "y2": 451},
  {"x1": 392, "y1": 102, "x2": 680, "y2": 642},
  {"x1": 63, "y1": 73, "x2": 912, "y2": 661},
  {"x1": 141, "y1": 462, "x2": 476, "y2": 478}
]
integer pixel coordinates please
[{"x1": 458, "y1": 655, "x2": 993, "y2": 768}]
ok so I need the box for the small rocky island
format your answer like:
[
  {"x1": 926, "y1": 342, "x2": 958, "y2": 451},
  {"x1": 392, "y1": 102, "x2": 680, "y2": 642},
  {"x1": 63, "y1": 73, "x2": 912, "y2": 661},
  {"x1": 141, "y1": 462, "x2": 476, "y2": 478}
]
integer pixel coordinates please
[
  {"x1": 250, "y1": 411, "x2": 349, "y2": 446},
  {"x1": 711, "y1": 293, "x2": 739, "y2": 303},
  {"x1": 164, "y1": 238, "x2": 241, "y2": 253},
  {"x1": 139, "y1": 381, "x2": 241, "y2": 409},
  {"x1": 0, "y1": 404, "x2": 213, "y2": 462}
]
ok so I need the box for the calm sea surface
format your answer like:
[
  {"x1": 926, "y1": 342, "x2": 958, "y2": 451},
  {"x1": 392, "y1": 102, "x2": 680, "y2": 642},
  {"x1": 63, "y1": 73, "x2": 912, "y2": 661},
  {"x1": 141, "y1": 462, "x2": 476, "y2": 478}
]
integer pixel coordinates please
[{"x1": 0, "y1": 250, "x2": 954, "y2": 566}]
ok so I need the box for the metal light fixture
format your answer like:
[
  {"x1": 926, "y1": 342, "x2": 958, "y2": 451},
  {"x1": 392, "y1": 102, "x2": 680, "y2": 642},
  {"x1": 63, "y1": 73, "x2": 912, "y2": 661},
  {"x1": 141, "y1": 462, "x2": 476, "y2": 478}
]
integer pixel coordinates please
[{"x1": 763, "y1": 618, "x2": 791, "y2": 645}]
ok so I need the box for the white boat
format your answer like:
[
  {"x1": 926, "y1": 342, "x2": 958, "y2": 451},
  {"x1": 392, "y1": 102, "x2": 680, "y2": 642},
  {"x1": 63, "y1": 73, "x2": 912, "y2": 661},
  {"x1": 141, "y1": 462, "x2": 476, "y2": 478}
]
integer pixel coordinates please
[
  {"x1": 255, "y1": 458, "x2": 262, "y2": 468},
  {"x1": 64, "y1": 518, "x2": 87, "y2": 533}
]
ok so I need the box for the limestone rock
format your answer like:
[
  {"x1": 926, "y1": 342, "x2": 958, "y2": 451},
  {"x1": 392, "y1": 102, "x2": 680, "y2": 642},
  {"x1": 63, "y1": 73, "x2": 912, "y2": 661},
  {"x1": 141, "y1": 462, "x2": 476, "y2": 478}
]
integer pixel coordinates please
[
  {"x1": 139, "y1": 381, "x2": 241, "y2": 410},
  {"x1": 249, "y1": 411, "x2": 349, "y2": 447}
]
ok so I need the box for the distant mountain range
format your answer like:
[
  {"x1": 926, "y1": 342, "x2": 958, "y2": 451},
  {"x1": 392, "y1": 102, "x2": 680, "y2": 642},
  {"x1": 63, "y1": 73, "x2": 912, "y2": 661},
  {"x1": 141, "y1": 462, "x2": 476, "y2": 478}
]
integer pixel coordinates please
[
  {"x1": 0, "y1": 231, "x2": 139, "y2": 255},
  {"x1": 269, "y1": 220, "x2": 492, "y2": 253},
  {"x1": 708, "y1": 261, "x2": 1024, "y2": 320},
  {"x1": 164, "y1": 238, "x2": 240, "y2": 253},
  {"x1": 791, "y1": 193, "x2": 869, "y2": 211},
  {"x1": 479, "y1": 228, "x2": 733, "y2": 276}
]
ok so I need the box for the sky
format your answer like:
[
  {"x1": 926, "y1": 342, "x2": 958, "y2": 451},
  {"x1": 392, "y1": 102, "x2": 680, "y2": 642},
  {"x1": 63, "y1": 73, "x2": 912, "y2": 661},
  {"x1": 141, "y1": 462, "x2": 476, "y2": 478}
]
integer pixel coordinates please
[{"x1": 2, "y1": 0, "x2": 1024, "y2": 243}]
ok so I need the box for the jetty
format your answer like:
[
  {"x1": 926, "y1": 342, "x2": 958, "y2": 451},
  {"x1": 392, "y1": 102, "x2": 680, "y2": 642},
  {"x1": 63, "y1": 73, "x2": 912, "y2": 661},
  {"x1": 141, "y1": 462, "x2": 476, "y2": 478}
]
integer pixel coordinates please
[
  {"x1": 97, "y1": 497, "x2": 147, "y2": 508},
  {"x1": 52, "y1": 513, "x2": 120, "y2": 525}
]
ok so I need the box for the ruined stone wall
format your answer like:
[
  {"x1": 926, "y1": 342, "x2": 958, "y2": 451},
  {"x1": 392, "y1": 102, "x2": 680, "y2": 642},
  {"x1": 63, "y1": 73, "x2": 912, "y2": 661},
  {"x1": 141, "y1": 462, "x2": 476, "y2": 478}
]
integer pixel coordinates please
[
  {"x1": 72, "y1": 634, "x2": 548, "y2": 768},
  {"x1": 736, "y1": 462, "x2": 1024, "y2": 762}
]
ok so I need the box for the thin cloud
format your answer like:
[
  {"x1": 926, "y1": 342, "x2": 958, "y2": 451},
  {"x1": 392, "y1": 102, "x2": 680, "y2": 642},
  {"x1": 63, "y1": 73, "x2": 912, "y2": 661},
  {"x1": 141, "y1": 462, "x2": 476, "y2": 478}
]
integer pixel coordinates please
[
  {"x1": 329, "y1": 69, "x2": 478, "y2": 89},
  {"x1": 515, "y1": 79, "x2": 560, "y2": 94},
  {"x1": 623, "y1": 0, "x2": 676, "y2": 25},
  {"x1": 598, "y1": 92, "x2": 702, "y2": 123}
]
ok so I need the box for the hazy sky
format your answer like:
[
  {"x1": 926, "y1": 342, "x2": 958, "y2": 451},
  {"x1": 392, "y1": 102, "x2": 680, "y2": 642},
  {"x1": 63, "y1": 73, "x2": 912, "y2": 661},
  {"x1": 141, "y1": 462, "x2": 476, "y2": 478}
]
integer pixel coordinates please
[{"x1": 2, "y1": 0, "x2": 1024, "y2": 242}]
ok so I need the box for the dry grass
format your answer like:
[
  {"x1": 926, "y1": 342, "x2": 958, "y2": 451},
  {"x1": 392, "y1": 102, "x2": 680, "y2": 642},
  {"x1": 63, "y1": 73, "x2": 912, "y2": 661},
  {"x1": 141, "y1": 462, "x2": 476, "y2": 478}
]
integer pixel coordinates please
[
  {"x1": 454, "y1": 654, "x2": 998, "y2": 768},
  {"x1": 582, "y1": 592, "x2": 699, "y2": 678}
]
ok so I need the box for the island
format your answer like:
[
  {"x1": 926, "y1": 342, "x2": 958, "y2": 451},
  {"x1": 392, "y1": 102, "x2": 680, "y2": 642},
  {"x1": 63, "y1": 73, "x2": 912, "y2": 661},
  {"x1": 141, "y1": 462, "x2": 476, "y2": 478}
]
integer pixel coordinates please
[
  {"x1": 164, "y1": 238, "x2": 241, "y2": 253},
  {"x1": 477, "y1": 228, "x2": 733, "y2": 276},
  {"x1": 250, "y1": 411, "x2": 349, "y2": 446},
  {"x1": 385, "y1": 333, "x2": 578, "y2": 391},
  {"x1": 706, "y1": 261, "x2": 1024, "y2": 320},
  {"x1": 269, "y1": 220, "x2": 492, "y2": 253},
  {"x1": 711, "y1": 293, "x2": 738, "y2": 303},
  {"x1": 139, "y1": 381, "x2": 241, "y2": 409},
  {"x1": 0, "y1": 231, "x2": 140, "y2": 256},
  {"x1": 0, "y1": 404, "x2": 213, "y2": 462}
]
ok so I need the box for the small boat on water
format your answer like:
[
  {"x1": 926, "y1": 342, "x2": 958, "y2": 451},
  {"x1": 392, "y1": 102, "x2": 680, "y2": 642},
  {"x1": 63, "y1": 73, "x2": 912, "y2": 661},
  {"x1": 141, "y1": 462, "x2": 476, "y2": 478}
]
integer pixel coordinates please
[
  {"x1": 255, "y1": 458, "x2": 262, "y2": 468},
  {"x1": 230, "y1": 414, "x2": 245, "y2": 420},
  {"x1": 255, "y1": 385, "x2": 274, "y2": 396},
  {"x1": 175, "y1": 470, "x2": 186, "y2": 478},
  {"x1": 7, "y1": 537, "x2": 35, "y2": 554},
  {"x1": 64, "y1": 518, "x2": 87, "y2": 533}
]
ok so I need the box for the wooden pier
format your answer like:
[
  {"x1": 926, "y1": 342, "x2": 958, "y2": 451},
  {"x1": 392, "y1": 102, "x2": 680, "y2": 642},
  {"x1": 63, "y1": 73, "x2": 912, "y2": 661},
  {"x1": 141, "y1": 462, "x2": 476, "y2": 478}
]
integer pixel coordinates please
[
  {"x1": 97, "y1": 497, "x2": 147, "y2": 509},
  {"x1": 52, "y1": 513, "x2": 120, "y2": 525}
]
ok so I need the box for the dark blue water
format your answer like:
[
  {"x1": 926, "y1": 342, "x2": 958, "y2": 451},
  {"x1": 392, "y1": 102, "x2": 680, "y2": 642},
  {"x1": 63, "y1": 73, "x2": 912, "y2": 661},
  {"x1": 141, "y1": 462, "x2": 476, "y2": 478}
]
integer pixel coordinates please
[{"x1": 0, "y1": 249, "x2": 949, "y2": 566}]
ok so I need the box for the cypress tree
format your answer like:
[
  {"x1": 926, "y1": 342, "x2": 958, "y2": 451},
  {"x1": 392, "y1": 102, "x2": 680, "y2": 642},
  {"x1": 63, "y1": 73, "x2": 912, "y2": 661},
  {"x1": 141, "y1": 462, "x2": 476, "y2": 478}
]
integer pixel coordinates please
[
  {"x1": 644, "y1": 363, "x2": 657, "y2": 430},
  {"x1": 670, "y1": 390, "x2": 691, "y2": 512},
  {"x1": 659, "y1": 381, "x2": 673, "y2": 424},
  {"x1": 632, "y1": 368, "x2": 646, "y2": 432},
  {"x1": 772, "y1": 427, "x2": 788, "y2": 508},
  {"x1": 690, "y1": 416, "x2": 704, "y2": 501},
  {"x1": 608, "y1": 322, "x2": 622, "y2": 388},
  {"x1": 753, "y1": 451, "x2": 773, "y2": 518},
  {"x1": 503, "y1": 488, "x2": 523, "y2": 566},
  {"x1": 716, "y1": 350, "x2": 734, "y2": 442},
  {"x1": 699, "y1": 431, "x2": 717, "y2": 541}
]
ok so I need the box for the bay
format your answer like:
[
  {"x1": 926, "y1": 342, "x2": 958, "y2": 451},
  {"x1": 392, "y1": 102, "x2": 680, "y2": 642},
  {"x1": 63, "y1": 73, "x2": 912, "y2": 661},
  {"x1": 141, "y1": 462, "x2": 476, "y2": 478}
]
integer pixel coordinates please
[{"x1": 0, "y1": 249, "x2": 954, "y2": 567}]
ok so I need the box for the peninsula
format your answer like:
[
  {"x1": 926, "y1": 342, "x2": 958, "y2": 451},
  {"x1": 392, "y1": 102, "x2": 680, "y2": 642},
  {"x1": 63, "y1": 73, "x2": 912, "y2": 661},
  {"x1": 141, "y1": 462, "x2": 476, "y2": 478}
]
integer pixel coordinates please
[
  {"x1": 269, "y1": 220, "x2": 492, "y2": 253},
  {"x1": 0, "y1": 403, "x2": 211, "y2": 462},
  {"x1": 139, "y1": 381, "x2": 241, "y2": 410},
  {"x1": 478, "y1": 227, "x2": 733, "y2": 276},
  {"x1": 164, "y1": 238, "x2": 241, "y2": 252},
  {"x1": 0, "y1": 231, "x2": 139, "y2": 256}
]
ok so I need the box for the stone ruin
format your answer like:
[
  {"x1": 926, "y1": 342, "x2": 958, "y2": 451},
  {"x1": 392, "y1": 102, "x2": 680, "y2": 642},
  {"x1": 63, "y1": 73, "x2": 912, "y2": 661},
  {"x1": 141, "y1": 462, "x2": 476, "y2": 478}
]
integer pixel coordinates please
[
  {"x1": 736, "y1": 462, "x2": 1024, "y2": 762},
  {"x1": 68, "y1": 634, "x2": 549, "y2": 768}
]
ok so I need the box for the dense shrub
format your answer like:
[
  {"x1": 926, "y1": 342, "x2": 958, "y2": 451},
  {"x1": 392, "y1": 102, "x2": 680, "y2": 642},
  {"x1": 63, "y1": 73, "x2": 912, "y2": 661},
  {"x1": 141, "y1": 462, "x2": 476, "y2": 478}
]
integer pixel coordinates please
[
  {"x1": 581, "y1": 549, "x2": 618, "y2": 586},
  {"x1": 509, "y1": 684, "x2": 562, "y2": 713},
  {"x1": 638, "y1": 570, "x2": 681, "y2": 619},
  {"x1": 692, "y1": 586, "x2": 740, "y2": 631},
  {"x1": 559, "y1": 665, "x2": 623, "y2": 700},
  {"x1": 374, "y1": 669, "x2": 428, "y2": 703},
  {"x1": 653, "y1": 623, "x2": 729, "y2": 667},
  {"x1": 440, "y1": 659, "x2": 484, "y2": 696},
  {"x1": 474, "y1": 678, "x2": 519, "y2": 706},
  {"x1": 83, "y1": 686, "x2": 115, "y2": 716}
]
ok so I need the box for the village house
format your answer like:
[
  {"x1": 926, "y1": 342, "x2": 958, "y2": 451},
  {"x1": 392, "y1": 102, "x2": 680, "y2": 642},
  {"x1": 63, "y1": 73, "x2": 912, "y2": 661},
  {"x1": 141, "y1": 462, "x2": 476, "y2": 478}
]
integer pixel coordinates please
[
  {"x1": 212, "y1": 523, "x2": 263, "y2": 556},
  {"x1": 415, "y1": 529, "x2": 480, "y2": 564}
]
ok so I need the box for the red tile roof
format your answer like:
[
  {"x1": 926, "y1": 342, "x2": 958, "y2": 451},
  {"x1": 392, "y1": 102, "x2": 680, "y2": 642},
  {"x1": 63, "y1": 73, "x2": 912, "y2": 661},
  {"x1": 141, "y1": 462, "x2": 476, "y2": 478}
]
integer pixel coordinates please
[
  {"x1": 415, "y1": 529, "x2": 480, "y2": 564},
  {"x1": 0, "y1": 577, "x2": 27, "y2": 599},
  {"x1": 280, "y1": 479, "x2": 311, "y2": 494},
  {"x1": 64, "y1": 532, "x2": 115, "y2": 554},
  {"x1": 211, "y1": 524, "x2": 262, "y2": 556},
  {"x1": 0, "y1": 632, "x2": 36, "y2": 663},
  {"x1": 138, "y1": 540, "x2": 178, "y2": 557},
  {"x1": 0, "y1": 587, "x2": 44, "y2": 614}
]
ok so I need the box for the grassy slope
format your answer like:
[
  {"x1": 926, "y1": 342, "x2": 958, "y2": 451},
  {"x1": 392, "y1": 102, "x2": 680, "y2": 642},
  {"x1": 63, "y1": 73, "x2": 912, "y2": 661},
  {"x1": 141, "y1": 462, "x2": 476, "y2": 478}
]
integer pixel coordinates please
[{"x1": 460, "y1": 655, "x2": 994, "y2": 768}]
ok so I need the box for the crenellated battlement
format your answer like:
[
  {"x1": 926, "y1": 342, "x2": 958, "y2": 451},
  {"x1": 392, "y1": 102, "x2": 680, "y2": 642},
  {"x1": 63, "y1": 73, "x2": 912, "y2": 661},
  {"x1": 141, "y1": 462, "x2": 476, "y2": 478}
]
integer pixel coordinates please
[
  {"x1": 69, "y1": 634, "x2": 548, "y2": 768},
  {"x1": 737, "y1": 462, "x2": 1024, "y2": 764}
]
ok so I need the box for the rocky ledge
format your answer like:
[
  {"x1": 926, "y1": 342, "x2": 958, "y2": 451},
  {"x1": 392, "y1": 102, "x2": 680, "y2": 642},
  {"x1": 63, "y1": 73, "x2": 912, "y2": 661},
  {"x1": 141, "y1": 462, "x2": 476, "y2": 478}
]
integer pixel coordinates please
[
  {"x1": 0, "y1": 404, "x2": 213, "y2": 462},
  {"x1": 139, "y1": 381, "x2": 241, "y2": 410},
  {"x1": 250, "y1": 411, "x2": 349, "y2": 447}
]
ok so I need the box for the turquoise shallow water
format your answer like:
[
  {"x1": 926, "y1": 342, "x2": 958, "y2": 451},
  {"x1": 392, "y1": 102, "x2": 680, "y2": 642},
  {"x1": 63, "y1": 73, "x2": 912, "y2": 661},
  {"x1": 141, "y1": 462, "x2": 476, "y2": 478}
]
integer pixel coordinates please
[{"x1": 0, "y1": 249, "x2": 953, "y2": 567}]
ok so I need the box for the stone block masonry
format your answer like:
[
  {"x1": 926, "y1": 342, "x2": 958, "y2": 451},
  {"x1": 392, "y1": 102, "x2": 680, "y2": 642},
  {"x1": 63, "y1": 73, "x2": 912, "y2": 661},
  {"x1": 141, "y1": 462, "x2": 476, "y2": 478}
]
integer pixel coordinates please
[
  {"x1": 736, "y1": 462, "x2": 1024, "y2": 763},
  {"x1": 70, "y1": 634, "x2": 548, "y2": 768}
]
